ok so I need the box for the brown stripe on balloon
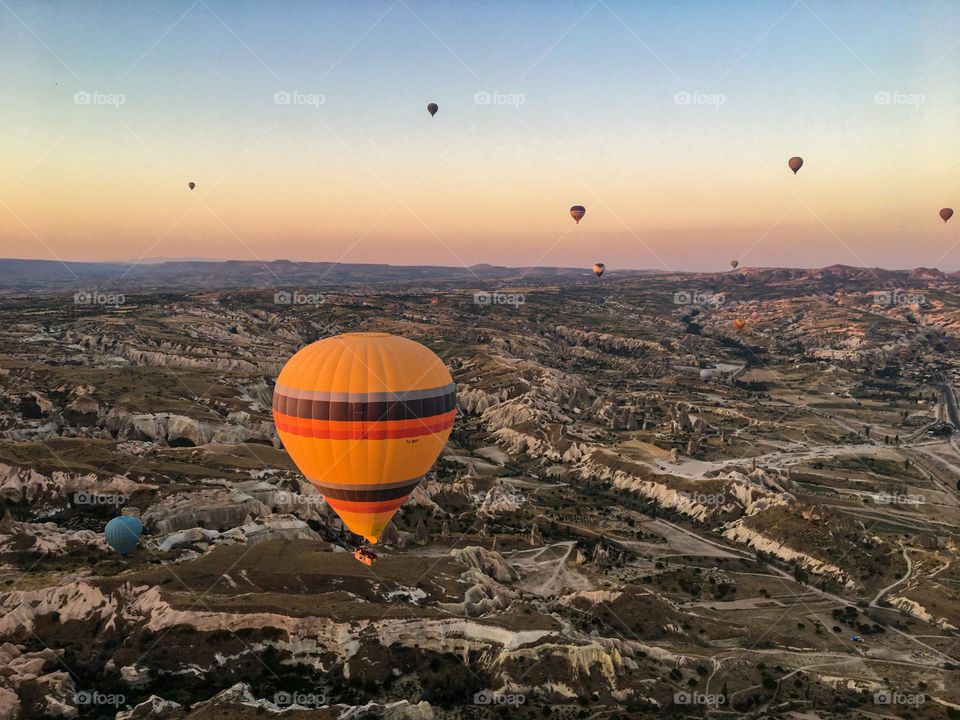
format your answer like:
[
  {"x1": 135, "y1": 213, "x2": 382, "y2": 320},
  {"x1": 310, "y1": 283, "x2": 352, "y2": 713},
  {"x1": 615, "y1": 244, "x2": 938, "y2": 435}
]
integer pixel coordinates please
[
  {"x1": 314, "y1": 477, "x2": 421, "y2": 502},
  {"x1": 272, "y1": 389, "x2": 456, "y2": 422}
]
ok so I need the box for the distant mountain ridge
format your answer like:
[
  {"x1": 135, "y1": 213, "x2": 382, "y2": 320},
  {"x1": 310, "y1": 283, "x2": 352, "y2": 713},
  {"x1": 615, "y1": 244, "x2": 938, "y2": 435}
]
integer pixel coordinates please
[
  {"x1": 0, "y1": 258, "x2": 662, "y2": 291},
  {"x1": 0, "y1": 258, "x2": 953, "y2": 291}
]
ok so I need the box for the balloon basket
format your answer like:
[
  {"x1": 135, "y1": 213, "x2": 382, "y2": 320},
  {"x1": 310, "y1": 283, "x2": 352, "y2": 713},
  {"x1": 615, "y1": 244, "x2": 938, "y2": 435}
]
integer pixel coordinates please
[{"x1": 353, "y1": 548, "x2": 378, "y2": 566}]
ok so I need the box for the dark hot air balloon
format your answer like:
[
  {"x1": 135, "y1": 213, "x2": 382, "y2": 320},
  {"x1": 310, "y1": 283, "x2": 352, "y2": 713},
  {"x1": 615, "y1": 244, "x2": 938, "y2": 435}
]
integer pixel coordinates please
[
  {"x1": 593, "y1": 263, "x2": 605, "y2": 277},
  {"x1": 427, "y1": 103, "x2": 438, "y2": 117},
  {"x1": 940, "y1": 208, "x2": 953, "y2": 223},
  {"x1": 187, "y1": 182, "x2": 196, "y2": 190},
  {"x1": 730, "y1": 260, "x2": 739, "y2": 269},
  {"x1": 788, "y1": 157, "x2": 803, "y2": 174},
  {"x1": 570, "y1": 206, "x2": 586, "y2": 224}
]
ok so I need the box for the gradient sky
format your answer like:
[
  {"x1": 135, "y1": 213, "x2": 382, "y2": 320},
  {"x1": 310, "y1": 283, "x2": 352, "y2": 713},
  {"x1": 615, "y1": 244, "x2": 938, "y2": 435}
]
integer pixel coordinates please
[{"x1": 2, "y1": 0, "x2": 960, "y2": 271}]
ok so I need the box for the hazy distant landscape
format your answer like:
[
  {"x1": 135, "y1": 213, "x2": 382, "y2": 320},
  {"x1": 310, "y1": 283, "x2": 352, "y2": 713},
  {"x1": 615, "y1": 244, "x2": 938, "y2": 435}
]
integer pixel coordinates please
[{"x1": 0, "y1": 259, "x2": 664, "y2": 291}]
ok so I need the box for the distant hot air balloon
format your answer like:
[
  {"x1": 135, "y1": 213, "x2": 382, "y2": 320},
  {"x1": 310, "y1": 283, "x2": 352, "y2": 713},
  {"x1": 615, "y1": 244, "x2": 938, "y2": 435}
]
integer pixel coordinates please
[
  {"x1": 570, "y1": 206, "x2": 586, "y2": 224},
  {"x1": 273, "y1": 333, "x2": 455, "y2": 551},
  {"x1": 733, "y1": 318, "x2": 747, "y2": 331},
  {"x1": 427, "y1": 103, "x2": 438, "y2": 117},
  {"x1": 187, "y1": 182, "x2": 196, "y2": 190},
  {"x1": 730, "y1": 260, "x2": 739, "y2": 269},
  {"x1": 788, "y1": 157, "x2": 803, "y2": 174},
  {"x1": 940, "y1": 208, "x2": 954, "y2": 223},
  {"x1": 593, "y1": 263, "x2": 605, "y2": 278},
  {"x1": 104, "y1": 516, "x2": 142, "y2": 557},
  {"x1": 699, "y1": 368, "x2": 714, "y2": 381},
  {"x1": 430, "y1": 297, "x2": 439, "y2": 305},
  {"x1": 750, "y1": 311, "x2": 759, "y2": 321}
]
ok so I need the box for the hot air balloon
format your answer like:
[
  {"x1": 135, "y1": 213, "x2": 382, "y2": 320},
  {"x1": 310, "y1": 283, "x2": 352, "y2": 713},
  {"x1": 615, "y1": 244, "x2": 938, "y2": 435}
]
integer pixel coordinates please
[
  {"x1": 593, "y1": 263, "x2": 605, "y2": 278},
  {"x1": 427, "y1": 103, "x2": 438, "y2": 117},
  {"x1": 570, "y1": 206, "x2": 586, "y2": 224},
  {"x1": 699, "y1": 368, "x2": 714, "y2": 381},
  {"x1": 273, "y1": 333, "x2": 455, "y2": 556},
  {"x1": 187, "y1": 182, "x2": 196, "y2": 190},
  {"x1": 733, "y1": 318, "x2": 747, "y2": 331},
  {"x1": 105, "y1": 516, "x2": 142, "y2": 557},
  {"x1": 788, "y1": 157, "x2": 803, "y2": 174},
  {"x1": 940, "y1": 208, "x2": 953, "y2": 223},
  {"x1": 730, "y1": 260, "x2": 739, "y2": 269}
]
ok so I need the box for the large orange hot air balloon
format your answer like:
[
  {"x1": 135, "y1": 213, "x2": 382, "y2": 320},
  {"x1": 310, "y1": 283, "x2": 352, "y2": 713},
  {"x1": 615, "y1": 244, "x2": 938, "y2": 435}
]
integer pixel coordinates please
[
  {"x1": 427, "y1": 103, "x2": 438, "y2": 117},
  {"x1": 570, "y1": 205, "x2": 586, "y2": 224},
  {"x1": 788, "y1": 157, "x2": 803, "y2": 174},
  {"x1": 273, "y1": 333, "x2": 455, "y2": 545},
  {"x1": 732, "y1": 318, "x2": 747, "y2": 331},
  {"x1": 592, "y1": 263, "x2": 605, "y2": 277},
  {"x1": 940, "y1": 208, "x2": 953, "y2": 223}
]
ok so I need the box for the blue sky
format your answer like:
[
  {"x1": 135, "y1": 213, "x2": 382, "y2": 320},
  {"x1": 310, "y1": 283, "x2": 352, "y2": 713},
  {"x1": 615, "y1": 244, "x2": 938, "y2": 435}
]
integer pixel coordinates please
[{"x1": 2, "y1": 0, "x2": 959, "y2": 270}]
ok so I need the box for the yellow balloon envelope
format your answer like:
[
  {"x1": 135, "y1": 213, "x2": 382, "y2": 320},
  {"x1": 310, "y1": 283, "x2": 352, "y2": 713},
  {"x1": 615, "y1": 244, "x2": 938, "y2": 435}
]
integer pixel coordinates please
[{"x1": 273, "y1": 333, "x2": 455, "y2": 544}]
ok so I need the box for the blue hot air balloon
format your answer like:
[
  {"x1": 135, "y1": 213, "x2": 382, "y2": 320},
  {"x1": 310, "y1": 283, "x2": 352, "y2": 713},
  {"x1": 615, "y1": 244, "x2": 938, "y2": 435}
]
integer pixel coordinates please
[{"x1": 105, "y1": 516, "x2": 143, "y2": 557}]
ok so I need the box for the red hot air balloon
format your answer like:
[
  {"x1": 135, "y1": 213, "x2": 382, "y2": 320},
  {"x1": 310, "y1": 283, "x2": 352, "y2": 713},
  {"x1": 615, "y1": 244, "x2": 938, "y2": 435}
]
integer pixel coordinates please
[
  {"x1": 732, "y1": 318, "x2": 747, "y2": 331},
  {"x1": 592, "y1": 263, "x2": 605, "y2": 278},
  {"x1": 427, "y1": 103, "x2": 438, "y2": 117},
  {"x1": 570, "y1": 206, "x2": 586, "y2": 224},
  {"x1": 940, "y1": 208, "x2": 954, "y2": 223},
  {"x1": 788, "y1": 157, "x2": 803, "y2": 174}
]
